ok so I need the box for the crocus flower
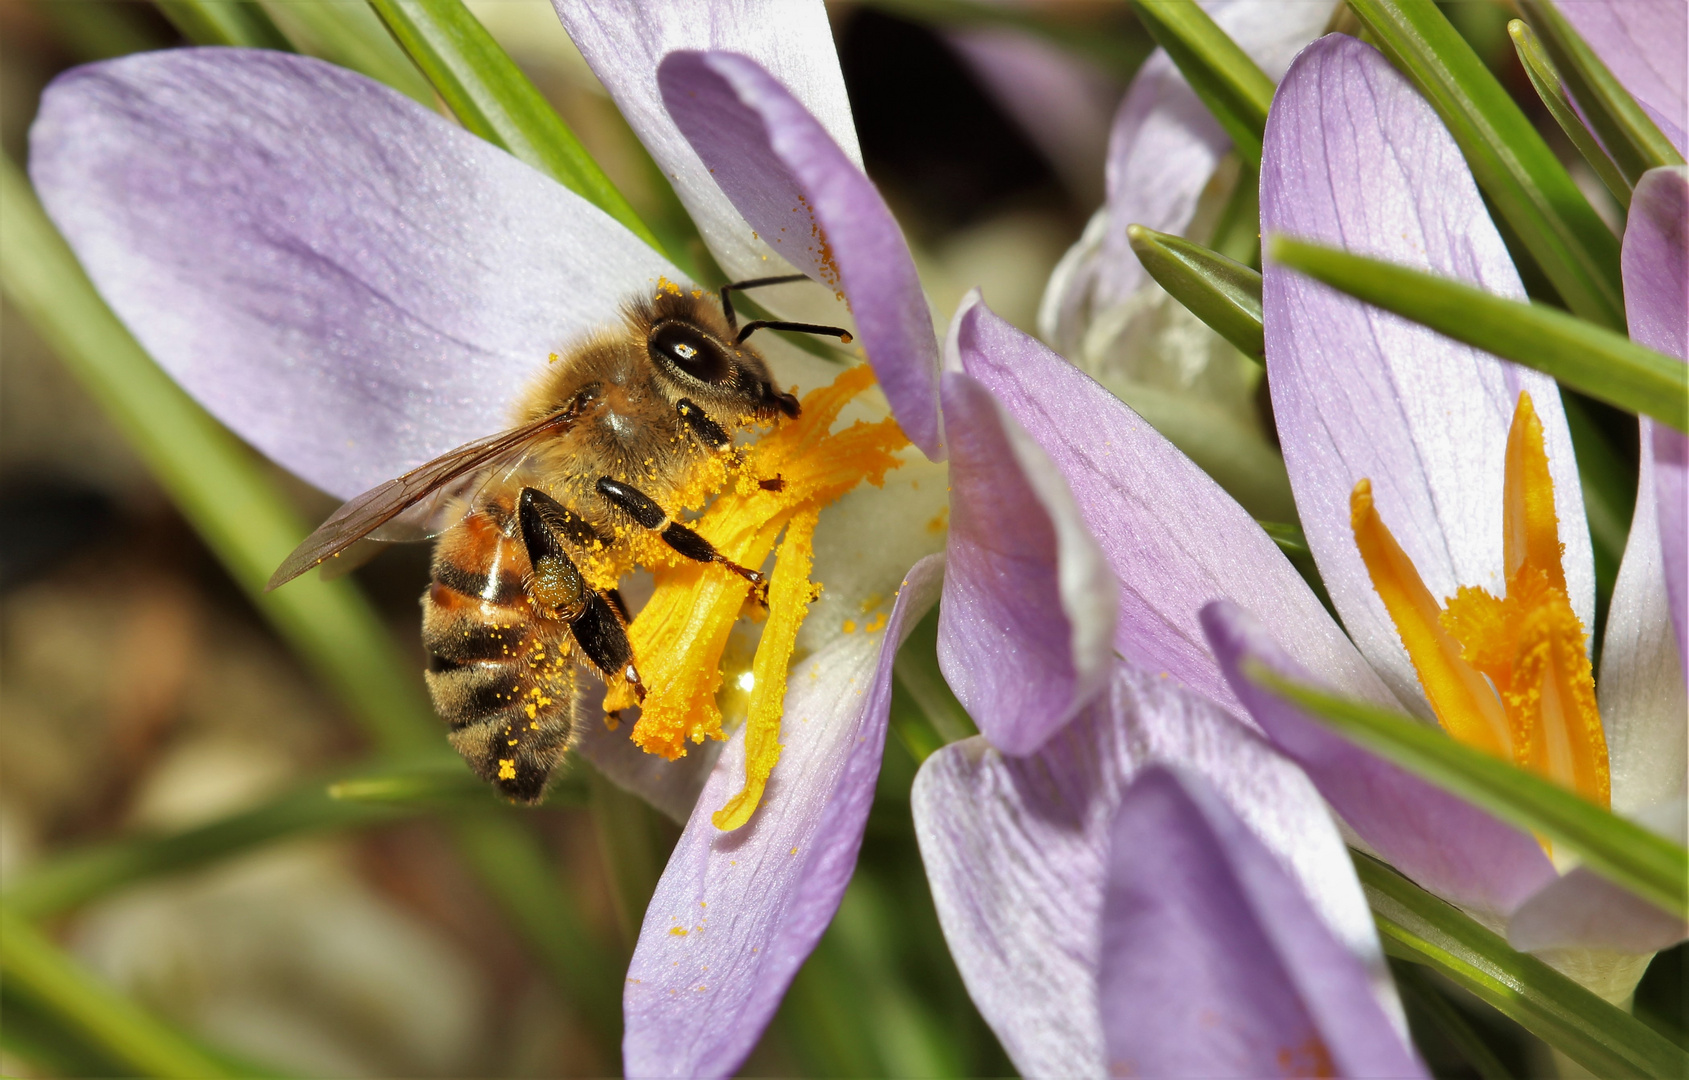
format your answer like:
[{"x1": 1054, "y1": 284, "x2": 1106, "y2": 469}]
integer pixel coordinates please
[
  {"x1": 926, "y1": 28, "x2": 1684, "y2": 1027},
  {"x1": 1037, "y1": 0, "x2": 1334, "y2": 519},
  {"x1": 28, "y1": 2, "x2": 961, "y2": 1072}
]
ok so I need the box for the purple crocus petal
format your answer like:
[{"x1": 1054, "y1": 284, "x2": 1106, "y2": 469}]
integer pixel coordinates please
[
  {"x1": 1622, "y1": 166, "x2": 1689, "y2": 679},
  {"x1": 622, "y1": 555, "x2": 943, "y2": 1080},
  {"x1": 1507, "y1": 865, "x2": 1689, "y2": 953},
  {"x1": 1040, "y1": 0, "x2": 1332, "y2": 353},
  {"x1": 1261, "y1": 35, "x2": 1594, "y2": 715},
  {"x1": 553, "y1": 0, "x2": 860, "y2": 291},
  {"x1": 951, "y1": 293, "x2": 1392, "y2": 718},
  {"x1": 27, "y1": 48, "x2": 677, "y2": 501},
  {"x1": 1599, "y1": 433, "x2": 1689, "y2": 829},
  {"x1": 1202, "y1": 600, "x2": 1558, "y2": 923},
  {"x1": 1558, "y1": 0, "x2": 1687, "y2": 154},
  {"x1": 658, "y1": 51, "x2": 942, "y2": 460},
  {"x1": 913, "y1": 662, "x2": 1393, "y2": 1078},
  {"x1": 1102, "y1": 767, "x2": 1426, "y2": 1079},
  {"x1": 936, "y1": 370, "x2": 1118, "y2": 755}
]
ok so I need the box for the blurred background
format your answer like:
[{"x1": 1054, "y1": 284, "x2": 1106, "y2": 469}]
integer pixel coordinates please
[{"x1": 0, "y1": 1, "x2": 1681, "y2": 1077}]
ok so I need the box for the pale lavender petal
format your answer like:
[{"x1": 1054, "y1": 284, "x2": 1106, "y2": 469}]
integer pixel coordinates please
[
  {"x1": 622, "y1": 555, "x2": 943, "y2": 1080},
  {"x1": 913, "y1": 662, "x2": 1393, "y2": 1078},
  {"x1": 937, "y1": 370, "x2": 1118, "y2": 755},
  {"x1": 950, "y1": 293, "x2": 1393, "y2": 718},
  {"x1": 1558, "y1": 0, "x2": 1687, "y2": 154},
  {"x1": 1507, "y1": 866, "x2": 1689, "y2": 953},
  {"x1": 1102, "y1": 767, "x2": 1425, "y2": 1079},
  {"x1": 1202, "y1": 600, "x2": 1558, "y2": 923},
  {"x1": 945, "y1": 28, "x2": 1118, "y2": 205},
  {"x1": 574, "y1": 713, "x2": 718, "y2": 823},
  {"x1": 553, "y1": 0, "x2": 861, "y2": 291},
  {"x1": 27, "y1": 48, "x2": 676, "y2": 501},
  {"x1": 1261, "y1": 35, "x2": 1594, "y2": 716},
  {"x1": 1599, "y1": 428, "x2": 1689, "y2": 828},
  {"x1": 1040, "y1": 0, "x2": 1332, "y2": 353},
  {"x1": 658, "y1": 51, "x2": 942, "y2": 460},
  {"x1": 1623, "y1": 166, "x2": 1689, "y2": 677}
]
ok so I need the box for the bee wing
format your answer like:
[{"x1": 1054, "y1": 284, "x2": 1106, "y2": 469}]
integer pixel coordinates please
[{"x1": 267, "y1": 410, "x2": 578, "y2": 591}]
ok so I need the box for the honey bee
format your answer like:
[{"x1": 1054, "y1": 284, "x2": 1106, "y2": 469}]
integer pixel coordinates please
[{"x1": 269, "y1": 276, "x2": 851, "y2": 802}]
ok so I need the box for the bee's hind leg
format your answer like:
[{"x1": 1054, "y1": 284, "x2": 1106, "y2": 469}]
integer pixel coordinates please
[
  {"x1": 594, "y1": 476, "x2": 769, "y2": 603},
  {"x1": 518, "y1": 487, "x2": 645, "y2": 701}
]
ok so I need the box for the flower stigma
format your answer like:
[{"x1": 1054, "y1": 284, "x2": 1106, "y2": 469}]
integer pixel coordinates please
[
  {"x1": 1351, "y1": 392, "x2": 1609, "y2": 808},
  {"x1": 594, "y1": 364, "x2": 909, "y2": 830}
]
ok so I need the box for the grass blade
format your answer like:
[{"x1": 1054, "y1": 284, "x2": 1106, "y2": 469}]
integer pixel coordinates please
[
  {"x1": 1358, "y1": 853, "x2": 1688, "y2": 1079},
  {"x1": 153, "y1": 0, "x2": 291, "y2": 49},
  {"x1": 259, "y1": 0, "x2": 436, "y2": 105},
  {"x1": 1391, "y1": 960, "x2": 1517, "y2": 1080},
  {"x1": 1508, "y1": 18, "x2": 1631, "y2": 210},
  {"x1": 1127, "y1": 223, "x2": 1264, "y2": 361},
  {"x1": 0, "y1": 907, "x2": 246, "y2": 1078},
  {"x1": 2, "y1": 776, "x2": 410, "y2": 919},
  {"x1": 1248, "y1": 663, "x2": 1689, "y2": 919},
  {"x1": 1267, "y1": 235, "x2": 1687, "y2": 431},
  {"x1": 366, "y1": 0, "x2": 661, "y2": 250},
  {"x1": 1128, "y1": 0, "x2": 1275, "y2": 166},
  {"x1": 1347, "y1": 0, "x2": 1625, "y2": 330},
  {"x1": 1517, "y1": 0, "x2": 1685, "y2": 183}
]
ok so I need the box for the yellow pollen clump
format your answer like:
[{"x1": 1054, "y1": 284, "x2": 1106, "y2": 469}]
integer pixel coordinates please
[
  {"x1": 600, "y1": 364, "x2": 908, "y2": 829},
  {"x1": 497, "y1": 759, "x2": 517, "y2": 780},
  {"x1": 1352, "y1": 392, "x2": 1609, "y2": 807}
]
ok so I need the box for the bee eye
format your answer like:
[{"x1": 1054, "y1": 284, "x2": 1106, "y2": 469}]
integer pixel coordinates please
[{"x1": 650, "y1": 321, "x2": 731, "y2": 384}]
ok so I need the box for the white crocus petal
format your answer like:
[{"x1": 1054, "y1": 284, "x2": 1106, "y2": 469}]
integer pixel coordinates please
[
  {"x1": 1599, "y1": 434, "x2": 1689, "y2": 835},
  {"x1": 555, "y1": 0, "x2": 856, "y2": 327}
]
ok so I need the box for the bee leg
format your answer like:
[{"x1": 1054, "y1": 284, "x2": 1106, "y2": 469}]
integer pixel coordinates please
[
  {"x1": 518, "y1": 488, "x2": 645, "y2": 701},
  {"x1": 595, "y1": 476, "x2": 769, "y2": 602},
  {"x1": 675, "y1": 398, "x2": 731, "y2": 450}
]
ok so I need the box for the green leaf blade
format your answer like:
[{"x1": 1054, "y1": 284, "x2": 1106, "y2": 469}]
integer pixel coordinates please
[
  {"x1": 1358, "y1": 854, "x2": 1688, "y2": 1079},
  {"x1": 1346, "y1": 0, "x2": 1625, "y2": 330},
  {"x1": 1127, "y1": 224, "x2": 1264, "y2": 361},
  {"x1": 1247, "y1": 663, "x2": 1689, "y2": 920},
  {"x1": 1267, "y1": 235, "x2": 1688, "y2": 431},
  {"x1": 154, "y1": 0, "x2": 292, "y2": 49},
  {"x1": 1128, "y1": 0, "x2": 1275, "y2": 166},
  {"x1": 1508, "y1": 18, "x2": 1631, "y2": 209},
  {"x1": 366, "y1": 0, "x2": 662, "y2": 251}
]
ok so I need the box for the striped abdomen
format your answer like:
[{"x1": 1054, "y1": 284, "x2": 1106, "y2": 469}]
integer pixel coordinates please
[{"x1": 422, "y1": 508, "x2": 577, "y2": 803}]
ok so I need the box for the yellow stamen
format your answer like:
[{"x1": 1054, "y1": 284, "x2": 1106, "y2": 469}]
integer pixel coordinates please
[
  {"x1": 1354, "y1": 392, "x2": 1609, "y2": 806},
  {"x1": 601, "y1": 365, "x2": 908, "y2": 828},
  {"x1": 1350, "y1": 479, "x2": 1511, "y2": 756},
  {"x1": 712, "y1": 507, "x2": 819, "y2": 831},
  {"x1": 1504, "y1": 392, "x2": 1565, "y2": 592}
]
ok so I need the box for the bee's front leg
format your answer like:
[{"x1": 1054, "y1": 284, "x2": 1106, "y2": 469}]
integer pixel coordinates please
[
  {"x1": 594, "y1": 476, "x2": 769, "y2": 603},
  {"x1": 517, "y1": 487, "x2": 644, "y2": 701}
]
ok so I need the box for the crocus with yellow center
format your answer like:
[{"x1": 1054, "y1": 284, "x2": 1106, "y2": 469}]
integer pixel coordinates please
[{"x1": 1352, "y1": 392, "x2": 1609, "y2": 810}]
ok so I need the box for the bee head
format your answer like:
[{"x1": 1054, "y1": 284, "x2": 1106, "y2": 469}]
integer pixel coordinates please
[{"x1": 645, "y1": 302, "x2": 796, "y2": 422}]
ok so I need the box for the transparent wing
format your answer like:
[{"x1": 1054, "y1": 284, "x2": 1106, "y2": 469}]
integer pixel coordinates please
[{"x1": 267, "y1": 409, "x2": 579, "y2": 591}]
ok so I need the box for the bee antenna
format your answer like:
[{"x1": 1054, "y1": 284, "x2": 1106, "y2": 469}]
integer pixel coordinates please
[
  {"x1": 718, "y1": 273, "x2": 809, "y2": 332},
  {"x1": 736, "y1": 320, "x2": 853, "y2": 346}
]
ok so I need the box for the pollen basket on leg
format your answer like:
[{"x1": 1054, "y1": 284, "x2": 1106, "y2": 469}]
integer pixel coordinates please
[{"x1": 603, "y1": 366, "x2": 908, "y2": 804}]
